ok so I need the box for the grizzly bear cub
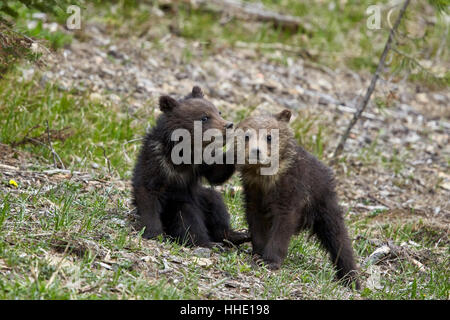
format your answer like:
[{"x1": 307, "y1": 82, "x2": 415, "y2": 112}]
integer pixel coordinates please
[
  {"x1": 132, "y1": 86, "x2": 249, "y2": 248},
  {"x1": 236, "y1": 110, "x2": 360, "y2": 288}
]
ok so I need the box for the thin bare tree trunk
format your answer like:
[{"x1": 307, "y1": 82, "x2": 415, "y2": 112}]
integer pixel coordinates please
[{"x1": 332, "y1": 0, "x2": 411, "y2": 161}]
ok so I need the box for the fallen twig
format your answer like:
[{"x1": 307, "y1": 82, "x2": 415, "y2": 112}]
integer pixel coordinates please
[
  {"x1": 364, "y1": 240, "x2": 429, "y2": 273},
  {"x1": 182, "y1": 0, "x2": 312, "y2": 32},
  {"x1": 368, "y1": 194, "x2": 394, "y2": 210},
  {"x1": 0, "y1": 163, "x2": 19, "y2": 171},
  {"x1": 234, "y1": 41, "x2": 314, "y2": 59},
  {"x1": 24, "y1": 136, "x2": 65, "y2": 169},
  {"x1": 365, "y1": 244, "x2": 391, "y2": 266},
  {"x1": 11, "y1": 126, "x2": 72, "y2": 148}
]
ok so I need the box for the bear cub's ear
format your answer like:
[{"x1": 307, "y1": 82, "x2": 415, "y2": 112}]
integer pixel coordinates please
[
  {"x1": 159, "y1": 95, "x2": 179, "y2": 113},
  {"x1": 275, "y1": 109, "x2": 292, "y2": 122},
  {"x1": 191, "y1": 86, "x2": 204, "y2": 99}
]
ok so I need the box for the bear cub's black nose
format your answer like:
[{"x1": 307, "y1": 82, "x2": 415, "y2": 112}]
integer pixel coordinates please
[{"x1": 225, "y1": 122, "x2": 233, "y2": 129}]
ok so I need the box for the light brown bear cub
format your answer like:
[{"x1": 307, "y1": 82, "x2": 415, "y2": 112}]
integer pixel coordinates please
[{"x1": 237, "y1": 110, "x2": 360, "y2": 289}]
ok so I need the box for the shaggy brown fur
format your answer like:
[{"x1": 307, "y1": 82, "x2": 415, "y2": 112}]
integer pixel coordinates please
[
  {"x1": 132, "y1": 87, "x2": 249, "y2": 247},
  {"x1": 237, "y1": 110, "x2": 360, "y2": 289}
]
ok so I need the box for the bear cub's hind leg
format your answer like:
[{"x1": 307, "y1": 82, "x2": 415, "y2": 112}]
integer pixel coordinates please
[
  {"x1": 167, "y1": 202, "x2": 213, "y2": 247},
  {"x1": 199, "y1": 188, "x2": 250, "y2": 246},
  {"x1": 312, "y1": 199, "x2": 361, "y2": 289},
  {"x1": 134, "y1": 186, "x2": 164, "y2": 239}
]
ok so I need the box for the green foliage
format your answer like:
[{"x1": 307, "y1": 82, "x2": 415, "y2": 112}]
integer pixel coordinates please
[
  {"x1": 291, "y1": 113, "x2": 327, "y2": 160},
  {"x1": 0, "y1": 75, "x2": 151, "y2": 179},
  {"x1": 427, "y1": 0, "x2": 450, "y2": 13},
  {"x1": 0, "y1": 0, "x2": 80, "y2": 73},
  {"x1": 0, "y1": 25, "x2": 41, "y2": 75},
  {"x1": 0, "y1": 0, "x2": 80, "y2": 19}
]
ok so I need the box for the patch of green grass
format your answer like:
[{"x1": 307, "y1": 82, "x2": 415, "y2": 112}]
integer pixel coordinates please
[
  {"x1": 245, "y1": 0, "x2": 391, "y2": 71},
  {"x1": 291, "y1": 113, "x2": 328, "y2": 160},
  {"x1": 0, "y1": 180, "x2": 193, "y2": 299},
  {"x1": 351, "y1": 216, "x2": 449, "y2": 300},
  {"x1": 354, "y1": 130, "x2": 410, "y2": 177},
  {"x1": 222, "y1": 185, "x2": 247, "y2": 230},
  {"x1": 367, "y1": 208, "x2": 388, "y2": 218},
  {"x1": 0, "y1": 75, "x2": 153, "y2": 179},
  {"x1": 1, "y1": 164, "x2": 449, "y2": 299},
  {"x1": 358, "y1": 263, "x2": 448, "y2": 300},
  {"x1": 3, "y1": 1, "x2": 73, "y2": 50}
]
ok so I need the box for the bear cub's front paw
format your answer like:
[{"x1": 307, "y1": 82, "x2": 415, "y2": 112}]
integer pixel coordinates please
[
  {"x1": 142, "y1": 228, "x2": 163, "y2": 239},
  {"x1": 226, "y1": 230, "x2": 251, "y2": 245},
  {"x1": 263, "y1": 258, "x2": 281, "y2": 270},
  {"x1": 251, "y1": 254, "x2": 281, "y2": 270}
]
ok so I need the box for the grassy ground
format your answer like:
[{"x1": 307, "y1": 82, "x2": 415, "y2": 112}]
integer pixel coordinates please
[
  {"x1": 0, "y1": 78, "x2": 140, "y2": 178},
  {"x1": 1, "y1": 72, "x2": 448, "y2": 300},
  {"x1": 0, "y1": 0, "x2": 449, "y2": 299}
]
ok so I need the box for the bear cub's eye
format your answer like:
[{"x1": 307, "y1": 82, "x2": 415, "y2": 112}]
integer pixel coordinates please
[
  {"x1": 267, "y1": 135, "x2": 272, "y2": 142},
  {"x1": 201, "y1": 115, "x2": 209, "y2": 122}
]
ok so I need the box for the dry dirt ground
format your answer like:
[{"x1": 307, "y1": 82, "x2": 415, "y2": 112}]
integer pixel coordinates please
[{"x1": 1, "y1": 19, "x2": 449, "y2": 299}]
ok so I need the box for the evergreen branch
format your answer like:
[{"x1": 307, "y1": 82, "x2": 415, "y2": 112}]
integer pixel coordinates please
[{"x1": 391, "y1": 47, "x2": 444, "y2": 79}]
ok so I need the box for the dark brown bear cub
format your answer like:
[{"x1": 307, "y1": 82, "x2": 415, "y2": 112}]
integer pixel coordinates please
[
  {"x1": 237, "y1": 110, "x2": 360, "y2": 289},
  {"x1": 132, "y1": 86, "x2": 249, "y2": 248}
]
